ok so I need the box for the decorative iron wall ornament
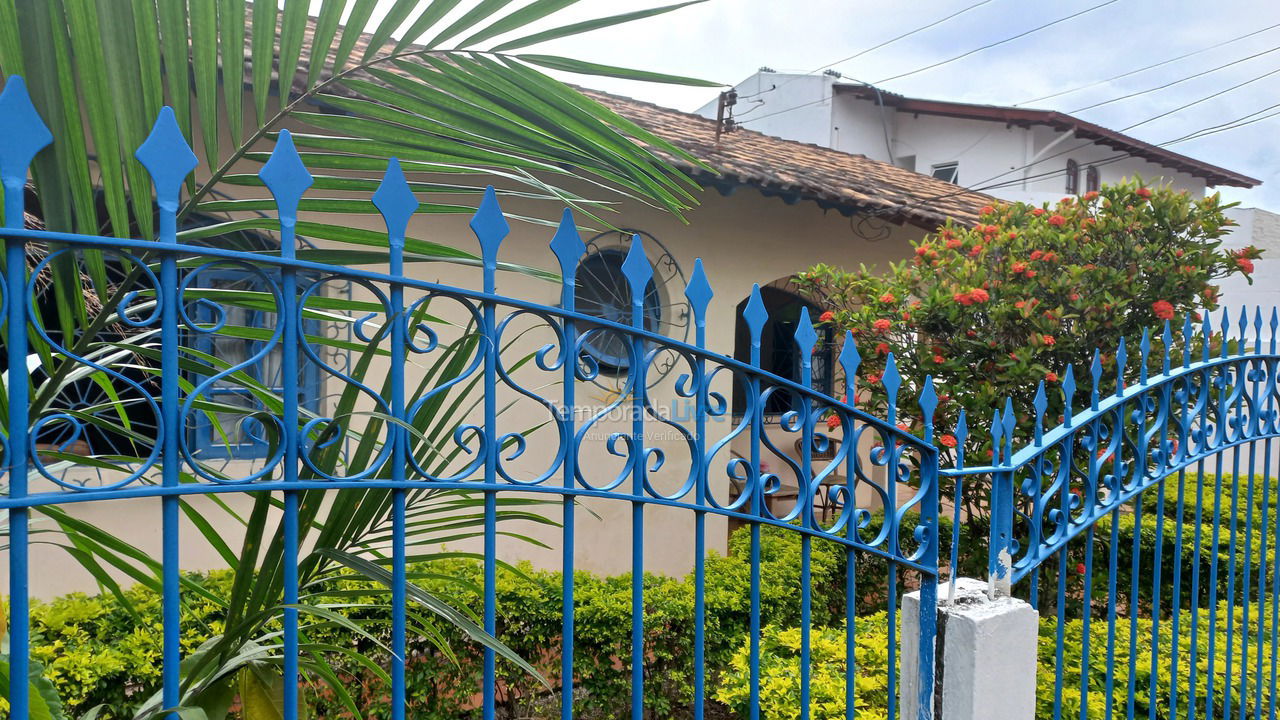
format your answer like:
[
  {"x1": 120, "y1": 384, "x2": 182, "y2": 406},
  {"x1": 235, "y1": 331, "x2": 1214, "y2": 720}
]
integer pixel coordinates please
[{"x1": 577, "y1": 228, "x2": 690, "y2": 390}]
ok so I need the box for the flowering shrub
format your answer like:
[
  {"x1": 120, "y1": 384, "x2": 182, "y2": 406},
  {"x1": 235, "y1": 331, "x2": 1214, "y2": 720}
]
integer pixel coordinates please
[{"x1": 794, "y1": 181, "x2": 1259, "y2": 456}]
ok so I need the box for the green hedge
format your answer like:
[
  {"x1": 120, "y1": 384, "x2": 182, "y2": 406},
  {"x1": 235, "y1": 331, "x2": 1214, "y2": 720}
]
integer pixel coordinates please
[
  {"x1": 713, "y1": 602, "x2": 1277, "y2": 720},
  {"x1": 15, "y1": 519, "x2": 945, "y2": 720},
  {"x1": 23, "y1": 485, "x2": 1272, "y2": 720},
  {"x1": 1000, "y1": 474, "x2": 1280, "y2": 618}
]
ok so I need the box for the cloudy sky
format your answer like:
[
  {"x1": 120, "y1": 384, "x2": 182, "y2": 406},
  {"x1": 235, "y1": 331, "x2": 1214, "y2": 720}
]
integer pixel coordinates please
[{"x1": 475, "y1": 0, "x2": 1279, "y2": 210}]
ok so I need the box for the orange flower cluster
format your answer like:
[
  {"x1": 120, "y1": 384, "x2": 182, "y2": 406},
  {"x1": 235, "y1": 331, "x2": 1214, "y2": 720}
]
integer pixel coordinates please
[{"x1": 952, "y1": 287, "x2": 990, "y2": 305}]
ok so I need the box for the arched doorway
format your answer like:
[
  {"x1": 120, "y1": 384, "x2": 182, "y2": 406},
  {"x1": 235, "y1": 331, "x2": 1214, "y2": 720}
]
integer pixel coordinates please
[{"x1": 731, "y1": 281, "x2": 834, "y2": 418}]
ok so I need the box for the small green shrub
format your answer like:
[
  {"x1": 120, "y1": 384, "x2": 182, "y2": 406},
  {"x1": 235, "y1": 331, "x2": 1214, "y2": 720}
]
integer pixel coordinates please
[
  {"x1": 1039, "y1": 603, "x2": 1276, "y2": 719},
  {"x1": 714, "y1": 614, "x2": 890, "y2": 720},
  {"x1": 715, "y1": 602, "x2": 1276, "y2": 720},
  {"x1": 16, "y1": 517, "x2": 928, "y2": 720},
  {"x1": 19, "y1": 571, "x2": 232, "y2": 718}
]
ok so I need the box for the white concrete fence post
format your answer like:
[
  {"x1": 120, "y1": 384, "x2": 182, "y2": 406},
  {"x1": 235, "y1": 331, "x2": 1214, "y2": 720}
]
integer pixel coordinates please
[{"x1": 900, "y1": 577, "x2": 1039, "y2": 720}]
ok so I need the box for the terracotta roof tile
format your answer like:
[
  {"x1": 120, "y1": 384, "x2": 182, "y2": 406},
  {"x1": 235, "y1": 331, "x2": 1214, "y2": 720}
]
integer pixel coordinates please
[
  {"x1": 282, "y1": 18, "x2": 991, "y2": 230},
  {"x1": 579, "y1": 89, "x2": 991, "y2": 229}
]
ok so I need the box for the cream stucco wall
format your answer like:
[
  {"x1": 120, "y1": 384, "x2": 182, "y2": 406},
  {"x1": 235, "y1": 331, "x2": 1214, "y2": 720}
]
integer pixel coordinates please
[{"x1": 13, "y1": 97, "x2": 930, "y2": 598}]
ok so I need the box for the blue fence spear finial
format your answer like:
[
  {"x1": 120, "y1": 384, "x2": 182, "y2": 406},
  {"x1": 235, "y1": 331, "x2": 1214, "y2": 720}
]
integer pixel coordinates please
[
  {"x1": 839, "y1": 331, "x2": 861, "y2": 394},
  {"x1": 743, "y1": 284, "x2": 767, "y2": 366},
  {"x1": 550, "y1": 209, "x2": 584, "y2": 309},
  {"x1": 373, "y1": 158, "x2": 418, "y2": 246},
  {"x1": 684, "y1": 258, "x2": 713, "y2": 335},
  {"x1": 621, "y1": 234, "x2": 653, "y2": 327},
  {"x1": 470, "y1": 185, "x2": 509, "y2": 293},
  {"x1": 882, "y1": 352, "x2": 901, "y2": 423},
  {"x1": 919, "y1": 376, "x2": 937, "y2": 439},
  {"x1": 1062, "y1": 364, "x2": 1076, "y2": 427},
  {"x1": 259, "y1": 129, "x2": 313, "y2": 258},
  {"x1": 1138, "y1": 329, "x2": 1151, "y2": 385},
  {"x1": 793, "y1": 306, "x2": 817, "y2": 362},
  {"x1": 136, "y1": 107, "x2": 198, "y2": 222},
  {"x1": 0, "y1": 76, "x2": 52, "y2": 220},
  {"x1": 1161, "y1": 320, "x2": 1172, "y2": 375},
  {"x1": 1032, "y1": 381, "x2": 1047, "y2": 446}
]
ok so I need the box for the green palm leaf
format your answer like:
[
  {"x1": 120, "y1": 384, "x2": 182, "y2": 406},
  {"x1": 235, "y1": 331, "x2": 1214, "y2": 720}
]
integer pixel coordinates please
[{"x1": 1, "y1": 2, "x2": 716, "y2": 718}]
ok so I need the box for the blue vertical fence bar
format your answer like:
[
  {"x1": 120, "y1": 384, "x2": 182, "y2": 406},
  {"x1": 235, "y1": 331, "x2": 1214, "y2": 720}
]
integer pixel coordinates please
[
  {"x1": 686, "y1": 258, "x2": 712, "y2": 720},
  {"x1": 1225, "y1": 310, "x2": 1243, "y2": 719},
  {"x1": 550, "y1": 209, "x2": 583, "y2": 720},
  {"x1": 917, "y1": 377, "x2": 939, "y2": 720},
  {"x1": 743, "y1": 284, "x2": 767, "y2": 720},
  {"x1": 622, "y1": 236, "x2": 652, "y2": 720},
  {"x1": 471, "y1": 186, "x2": 508, "y2": 720},
  {"x1": 1147, "y1": 325, "x2": 1170, "y2": 720},
  {"x1": 839, "y1": 334, "x2": 860, "y2": 720},
  {"x1": 1251, "y1": 307, "x2": 1269, "y2": 720},
  {"x1": 978, "y1": 300, "x2": 1280, "y2": 720},
  {"x1": 372, "y1": 158, "x2": 417, "y2": 720},
  {"x1": 883, "y1": 356, "x2": 901, "y2": 720},
  {"x1": 136, "y1": 104, "x2": 198, "y2": 718},
  {"x1": 260, "y1": 129, "x2": 312, "y2": 720},
  {"x1": 1268, "y1": 310, "x2": 1280, "y2": 720},
  {"x1": 0, "y1": 75, "x2": 50, "y2": 720},
  {"x1": 794, "y1": 310, "x2": 816, "y2": 720}
]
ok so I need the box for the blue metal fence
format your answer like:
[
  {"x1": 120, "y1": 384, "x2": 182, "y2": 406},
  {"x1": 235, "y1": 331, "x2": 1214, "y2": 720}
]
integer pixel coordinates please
[
  {"x1": 0, "y1": 77, "x2": 940, "y2": 720},
  {"x1": 10, "y1": 67, "x2": 1275, "y2": 720},
  {"x1": 951, "y1": 310, "x2": 1280, "y2": 719}
]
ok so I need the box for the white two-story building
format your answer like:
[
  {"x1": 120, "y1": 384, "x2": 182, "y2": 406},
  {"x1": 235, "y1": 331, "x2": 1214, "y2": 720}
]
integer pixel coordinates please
[
  {"x1": 702, "y1": 70, "x2": 1277, "y2": 322},
  {"x1": 699, "y1": 70, "x2": 1260, "y2": 205}
]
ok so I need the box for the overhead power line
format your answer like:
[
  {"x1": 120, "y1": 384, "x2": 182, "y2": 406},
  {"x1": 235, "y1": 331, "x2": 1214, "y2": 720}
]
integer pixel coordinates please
[
  {"x1": 873, "y1": 0, "x2": 1123, "y2": 85},
  {"x1": 736, "y1": 1, "x2": 998, "y2": 127},
  {"x1": 1117, "y1": 63, "x2": 1280, "y2": 133},
  {"x1": 945, "y1": 63, "x2": 1280, "y2": 196},
  {"x1": 1068, "y1": 44, "x2": 1280, "y2": 114},
  {"x1": 1016, "y1": 21, "x2": 1280, "y2": 106},
  {"x1": 815, "y1": 0, "x2": 997, "y2": 75},
  {"x1": 743, "y1": 0, "x2": 1127, "y2": 127}
]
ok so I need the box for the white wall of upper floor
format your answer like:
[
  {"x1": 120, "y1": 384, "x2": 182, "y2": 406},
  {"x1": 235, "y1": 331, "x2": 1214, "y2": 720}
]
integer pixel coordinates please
[
  {"x1": 704, "y1": 72, "x2": 1214, "y2": 207},
  {"x1": 1219, "y1": 206, "x2": 1280, "y2": 314},
  {"x1": 697, "y1": 71, "x2": 839, "y2": 149}
]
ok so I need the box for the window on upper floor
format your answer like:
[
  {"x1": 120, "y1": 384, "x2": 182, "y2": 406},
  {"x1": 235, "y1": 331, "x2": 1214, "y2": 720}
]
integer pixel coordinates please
[
  {"x1": 1066, "y1": 159, "x2": 1080, "y2": 194},
  {"x1": 931, "y1": 161, "x2": 959, "y2": 184},
  {"x1": 1085, "y1": 165, "x2": 1100, "y2": 193}
]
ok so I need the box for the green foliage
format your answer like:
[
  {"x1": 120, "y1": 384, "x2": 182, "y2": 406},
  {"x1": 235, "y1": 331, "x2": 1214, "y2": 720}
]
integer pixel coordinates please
[
  {"x1": 795, "y1": 182, "x2": 1259, "y2": 454},
  {"x1": 1, "y1": 0, "x2": 711, "y2": 240},
  {"x1": 2, "y1": 4, "x2": 718, "y2": 715},
  {"x1": 1017, "y1": 473, "x2": 1280, "y2": 618},
  {"x1": 714, "y1": 615, "x2": 891, "y2": 720},
  {"x1": 714, "y1": 604, "x2": 1277, "y2": 720},
  {"x1": 20, "y1": 520, "x2": 934, "y2": 719},
  {"x1": 1038, "y1": 605, "x2": 1276, "y2": 720}
]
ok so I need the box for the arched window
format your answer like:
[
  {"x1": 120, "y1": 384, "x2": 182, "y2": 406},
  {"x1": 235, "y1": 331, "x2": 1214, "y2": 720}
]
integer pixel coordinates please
[
  {"x1": 1065, "y1": 159, "x2": 1079, "y2": 195},
  {"x1": 574, "y1": 247, "x2": 662, "y2": 374},
  {"x1": 1085, "y1": 165, "x2": 1100, "y2": 193},
  {"x1": 731, "y1": 286, "x2": 834, "y2": 417}
]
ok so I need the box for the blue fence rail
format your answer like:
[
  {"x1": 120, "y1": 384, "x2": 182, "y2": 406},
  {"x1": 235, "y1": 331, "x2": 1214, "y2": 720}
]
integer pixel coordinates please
[
  {"x1": 0, "y1": 77, "x2": 940, "y2": 720},
  {"x1": 951, "y1": 309, "x2": 1280, "y2": 719}
]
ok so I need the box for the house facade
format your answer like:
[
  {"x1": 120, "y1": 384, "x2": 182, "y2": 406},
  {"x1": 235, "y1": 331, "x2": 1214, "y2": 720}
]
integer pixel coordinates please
[
  {"x1": 16, "y1": 79, "x2": 990, "y2": 598},
  {"x1": 701, "y1": 71, "x2": 1260, "y2": 206}
]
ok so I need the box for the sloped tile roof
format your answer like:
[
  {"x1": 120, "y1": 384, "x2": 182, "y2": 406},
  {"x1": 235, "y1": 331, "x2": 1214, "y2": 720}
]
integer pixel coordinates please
[
  {"x1": 580, "y1": 89, "x2": 990, "y2": 229},
  {"x1": 286, "y1": 19, "x2": 990, "y2": 230}
]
